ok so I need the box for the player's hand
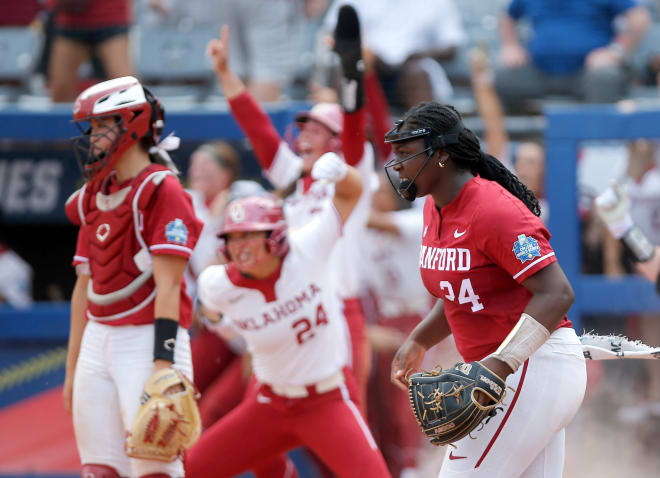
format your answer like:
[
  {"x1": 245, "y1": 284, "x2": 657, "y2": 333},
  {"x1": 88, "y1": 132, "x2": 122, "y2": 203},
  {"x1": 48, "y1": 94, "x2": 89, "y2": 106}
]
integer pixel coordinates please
[
  {"x1": 475, "y1": 357, "x2": 513, "y2": 406},
  {"x1": 62, "y1": 373, "x2": 74, "y2": 414},
  {"x1": 391, "y1": 338, "x2": 426, "y2": 391},
  {"x1": 311, "y1": 152, "x2": 347, "y2": 183},
  {"x1": 594, "y1": 180, "x2": 633, "y2": 239},
  {"x1": 206, "y1": 25, "x2": 230, "y2": 76},
  {"x1": 499, "y1": 43, "x2": 528, "y2": 68}
]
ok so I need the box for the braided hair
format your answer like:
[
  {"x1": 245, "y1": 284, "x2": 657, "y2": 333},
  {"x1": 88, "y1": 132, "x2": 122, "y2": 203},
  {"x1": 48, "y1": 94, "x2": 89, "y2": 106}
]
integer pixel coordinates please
[{"x1": 400, "y1": 102, "x2": 541, "y2": 217}]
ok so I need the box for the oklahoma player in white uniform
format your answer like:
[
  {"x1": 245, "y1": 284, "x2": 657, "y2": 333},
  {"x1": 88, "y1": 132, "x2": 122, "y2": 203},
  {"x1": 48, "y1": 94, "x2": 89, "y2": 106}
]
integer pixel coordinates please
[
  {"x1": 207, "y1": 20, "x2": 377, "y2": 407},
  {"x1": 63, "y1": 76, "x2": 202, "y2": 478},
  {"x1": 186, "y1": 153, "x2": 391, "y2": 478},
  {"x1": 387, "y1": 102, "x2": 587, "y2": 477}
]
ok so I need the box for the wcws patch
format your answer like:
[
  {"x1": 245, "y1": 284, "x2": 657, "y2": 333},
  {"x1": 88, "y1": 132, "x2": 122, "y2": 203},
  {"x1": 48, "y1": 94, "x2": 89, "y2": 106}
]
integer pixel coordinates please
[{"x1": 419, "y1": 246, "x2": 471, "y2": 271}]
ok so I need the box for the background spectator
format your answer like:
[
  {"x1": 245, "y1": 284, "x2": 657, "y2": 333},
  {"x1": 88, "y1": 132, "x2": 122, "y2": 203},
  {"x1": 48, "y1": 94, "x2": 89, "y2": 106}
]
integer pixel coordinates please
[
  {"x1": 322, "y1": 0, "x2": 465, "y2": 112},
  {"x1": 0, "y1": 242, "x2": 33, "y2": 309},
  {"x1": 48, "y1": 0, "x2": 134, "y2": 102},
  {"x1": 496, "y1": 0, "x2": 651, "y2": 110}
]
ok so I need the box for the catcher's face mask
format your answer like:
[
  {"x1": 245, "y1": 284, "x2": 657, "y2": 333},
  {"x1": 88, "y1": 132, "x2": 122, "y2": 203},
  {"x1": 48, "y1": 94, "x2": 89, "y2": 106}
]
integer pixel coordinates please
[{"x1": 384, "y1": 120, "x2": 462, "y2": 201}]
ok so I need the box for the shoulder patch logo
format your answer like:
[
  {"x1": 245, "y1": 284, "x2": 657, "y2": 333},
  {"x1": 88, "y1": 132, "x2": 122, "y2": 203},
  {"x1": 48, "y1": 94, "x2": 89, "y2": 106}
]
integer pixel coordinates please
[
  {"x1": 513, "y1": 234, "x2": 541, "y2": 263},
  {"x1": 165, "y1": 218, "x2": 188, "y2": 244}
]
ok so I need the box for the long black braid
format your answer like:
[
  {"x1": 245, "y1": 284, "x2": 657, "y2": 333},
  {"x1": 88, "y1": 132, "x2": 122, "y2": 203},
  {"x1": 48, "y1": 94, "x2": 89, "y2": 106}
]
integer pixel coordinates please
[{"x1": 400, "y1": 102, "x2": 541, "y2": 217}]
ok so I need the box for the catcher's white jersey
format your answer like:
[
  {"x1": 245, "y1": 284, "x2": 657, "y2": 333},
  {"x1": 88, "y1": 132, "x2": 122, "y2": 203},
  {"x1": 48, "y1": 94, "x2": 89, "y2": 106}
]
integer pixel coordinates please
[
  {"x1": 365, "y1": 208, "x2": 433, "y2": 319},
  {"x1": 268, "y1": 141, "x2": 377, "y2": 298},
  {"x1": 198, "y1": 205, "x2": 348, "y2": 386}
]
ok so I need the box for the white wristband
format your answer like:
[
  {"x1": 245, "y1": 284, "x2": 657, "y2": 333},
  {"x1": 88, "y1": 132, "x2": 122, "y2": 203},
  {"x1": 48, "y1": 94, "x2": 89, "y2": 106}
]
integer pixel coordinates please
[{"x1": 491, "y1": 313, "x2": 550, "y2": 372}]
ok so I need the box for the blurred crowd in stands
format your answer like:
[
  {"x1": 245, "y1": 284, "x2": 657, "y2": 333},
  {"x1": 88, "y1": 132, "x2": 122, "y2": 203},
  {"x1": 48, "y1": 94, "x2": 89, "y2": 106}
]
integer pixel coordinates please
[
  {"x1": 0, "y1": 0, "x2": 659, "y2": 108},
  {"x1": 2, "y1": 0, "x2": 660, "y2": 475}
]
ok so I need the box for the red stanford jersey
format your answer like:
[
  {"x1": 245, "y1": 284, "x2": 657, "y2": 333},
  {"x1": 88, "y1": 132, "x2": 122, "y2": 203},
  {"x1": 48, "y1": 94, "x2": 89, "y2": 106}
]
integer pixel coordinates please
[{"x1": 420, "y1": 177, "x2": 571, "y2": 362}]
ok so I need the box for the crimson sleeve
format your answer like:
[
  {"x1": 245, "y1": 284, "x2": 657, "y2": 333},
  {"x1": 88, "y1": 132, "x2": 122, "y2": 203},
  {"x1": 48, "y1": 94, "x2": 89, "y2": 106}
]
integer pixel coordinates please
[
  {"x1": 143, "y1": 176, "x2": 203, "y2": 259},
  {"x1": 474, "y1": 194, "x2": 557, "y2": 284},
  {"x1": 365, "y1": 71, "x2": 392, "y2": 162},
  {"x1": 227, "y1": 90, "x2": 282, "y2": 170},
  {"x1": 341, "y1": 108, "x2": 365, "y2": 166}
]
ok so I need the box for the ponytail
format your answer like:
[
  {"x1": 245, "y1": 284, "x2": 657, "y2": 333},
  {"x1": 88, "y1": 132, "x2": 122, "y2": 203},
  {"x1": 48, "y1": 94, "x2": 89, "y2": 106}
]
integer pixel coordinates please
[{"x1": 475, "y1": 151, "x2": 541, "y2": 217}]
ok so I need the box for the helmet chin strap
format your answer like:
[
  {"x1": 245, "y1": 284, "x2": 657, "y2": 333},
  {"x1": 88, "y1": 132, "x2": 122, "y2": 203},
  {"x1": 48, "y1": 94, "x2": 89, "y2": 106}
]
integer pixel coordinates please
[{"x1": 394, "y1": 149, "x2": 434, "y2": 202}]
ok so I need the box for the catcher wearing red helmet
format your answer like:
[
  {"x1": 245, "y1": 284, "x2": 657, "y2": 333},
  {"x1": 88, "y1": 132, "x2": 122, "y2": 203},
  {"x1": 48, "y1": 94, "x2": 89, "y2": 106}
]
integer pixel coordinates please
[
  {"x1": 63, "y1": 76, "x2": 203, "y2": 478},
  {"x1": 186, "y1": 153, "x2": 392, "y2": 478}
]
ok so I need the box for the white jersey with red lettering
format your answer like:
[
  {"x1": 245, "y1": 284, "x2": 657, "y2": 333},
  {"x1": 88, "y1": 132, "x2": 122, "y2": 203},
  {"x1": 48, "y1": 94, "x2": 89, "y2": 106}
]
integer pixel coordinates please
[
  {"x1": 198, "y1": 205, "x2": 348, "y2": 386},
  {"x1": 365, "y1": 208, "x2": 432, "y2": 319}
]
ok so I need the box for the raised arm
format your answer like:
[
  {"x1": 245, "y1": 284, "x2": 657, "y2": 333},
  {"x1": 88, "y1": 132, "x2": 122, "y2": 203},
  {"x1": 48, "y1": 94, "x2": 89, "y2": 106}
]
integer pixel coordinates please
[
  {"x1": 333, "y1": 4, "x2": 365, "y2": 167},
  {"x1": 310, "y1": 152, "x2": 363, "y2": 224},
  {"x1": 207, "y1": 26, "x2": 291, "y2": 180}
]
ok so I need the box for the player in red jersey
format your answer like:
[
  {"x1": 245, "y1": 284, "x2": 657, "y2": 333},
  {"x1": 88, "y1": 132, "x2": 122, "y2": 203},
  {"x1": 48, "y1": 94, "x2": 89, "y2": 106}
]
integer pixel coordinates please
[
  {"x1": 63, "y1": 76, "x2": 202, "y2": 478},
  {"x1": 387, "y1": 102, "x2": 587, "y2": 477}
]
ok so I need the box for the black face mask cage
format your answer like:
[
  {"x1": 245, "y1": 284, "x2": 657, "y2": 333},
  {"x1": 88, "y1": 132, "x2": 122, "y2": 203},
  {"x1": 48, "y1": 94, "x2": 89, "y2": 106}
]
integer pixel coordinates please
[
  {"x1": 383, "y1": 119, "x2": 464, "y2": 201},
  {"x1": 71, "y1": 115, "x2": 125, "y2": 179}
]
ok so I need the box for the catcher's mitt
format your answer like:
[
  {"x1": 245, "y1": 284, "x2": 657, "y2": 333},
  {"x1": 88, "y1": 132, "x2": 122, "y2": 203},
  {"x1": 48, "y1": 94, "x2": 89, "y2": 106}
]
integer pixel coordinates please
[
  {"x1": 126, "y1": 368, "x2": 201, "y2": 462},
  {"x1": 408, "y1": 361, "x2": 506, "y2": 446}
]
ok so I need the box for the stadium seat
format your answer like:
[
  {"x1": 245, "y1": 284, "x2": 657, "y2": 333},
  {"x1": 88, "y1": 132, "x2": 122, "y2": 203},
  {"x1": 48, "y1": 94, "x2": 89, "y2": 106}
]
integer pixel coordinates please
[
  {"x1": 0, "y1": 27, "x2": 38, "y2": 99},
  {"x1": 134, "y1": 26, "x2": 218, "y2": 101}
]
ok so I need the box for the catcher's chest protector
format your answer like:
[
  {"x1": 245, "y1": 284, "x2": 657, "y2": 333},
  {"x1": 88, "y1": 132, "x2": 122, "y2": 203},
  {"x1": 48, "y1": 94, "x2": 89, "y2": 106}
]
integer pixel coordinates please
[{"x1": 65, "y1": 164, "x2": 172, "y2": 320}]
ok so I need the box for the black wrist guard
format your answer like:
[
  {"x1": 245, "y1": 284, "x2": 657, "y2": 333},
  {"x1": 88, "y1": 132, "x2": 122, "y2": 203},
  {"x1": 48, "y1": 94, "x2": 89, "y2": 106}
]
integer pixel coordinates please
[
  {"x1": 333, "y1": 5, "x2": 364, "y2": 112},
  {"x1": 656, "y1": 272, "x2": 660, "y2": 296},
  {"x1": 622, "y1": 225, "x2": 655, "y2": 263},
  {"x1": 154, "y1": 317, "x2": 178, "y2": 363}
]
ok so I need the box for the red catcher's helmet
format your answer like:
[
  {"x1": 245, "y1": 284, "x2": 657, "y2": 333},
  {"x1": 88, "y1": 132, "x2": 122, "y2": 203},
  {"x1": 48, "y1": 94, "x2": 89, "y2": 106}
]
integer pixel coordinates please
[
  {"x1": 217, "y1": 195, "x2": 289, "y2": 262},
  {"x1": 72, "y1": 76, "x2": 164, "y2": 182}
]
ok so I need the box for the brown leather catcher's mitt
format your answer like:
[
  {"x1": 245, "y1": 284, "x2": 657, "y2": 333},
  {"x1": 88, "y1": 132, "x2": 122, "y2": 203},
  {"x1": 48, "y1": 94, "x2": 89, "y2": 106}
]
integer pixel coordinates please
[{"x1": 126, "y1": 368, "x2": 201, "y2": 462}]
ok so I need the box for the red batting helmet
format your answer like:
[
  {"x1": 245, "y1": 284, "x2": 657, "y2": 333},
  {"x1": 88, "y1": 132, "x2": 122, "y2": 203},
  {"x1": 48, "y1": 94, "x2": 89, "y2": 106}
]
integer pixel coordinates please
[
  {"x1": 217, "y1": 195, "x2": 289, "y2": 262},
  {"x1": 72, "y1": 76, "x2": 164, "y2": 181}
]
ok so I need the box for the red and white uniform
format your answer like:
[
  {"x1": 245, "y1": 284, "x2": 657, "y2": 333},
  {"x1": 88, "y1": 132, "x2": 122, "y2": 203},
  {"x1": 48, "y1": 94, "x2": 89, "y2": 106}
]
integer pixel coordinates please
[
  {"x1": 227, "y1": 92, "x2": 377, "y2": 403},
  {"x1": 188, "y1": 205, "x2": 390, "y2": 478},
  {"x1": 419, "y1": 177, "x2": 586, "y2": 477},
  {"x1": 65, "y1": 164, "x2": 203, "y2": 477}
]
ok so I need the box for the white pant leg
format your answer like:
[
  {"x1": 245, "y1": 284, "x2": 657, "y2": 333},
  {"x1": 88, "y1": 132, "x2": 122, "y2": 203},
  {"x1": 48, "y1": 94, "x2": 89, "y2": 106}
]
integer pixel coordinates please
[
  {"x1": 73, "y1": 321, "x2": 132, "y2": 476},
  {"x1": 106, "y1": 324, "x2": 193, "y2": 478},
  {"x1": 437, "y1": 328, "x2": 587, "y2": 478},
  {"x1": 519, "y1": 429, "x2": 565, "y2": 478}
]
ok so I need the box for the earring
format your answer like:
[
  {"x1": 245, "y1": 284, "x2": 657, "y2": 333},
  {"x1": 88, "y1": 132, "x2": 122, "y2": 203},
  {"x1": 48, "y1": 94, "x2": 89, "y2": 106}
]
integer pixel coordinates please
[{"x1": 438, "y1": 160, "x2": 445, "y2": 168}]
